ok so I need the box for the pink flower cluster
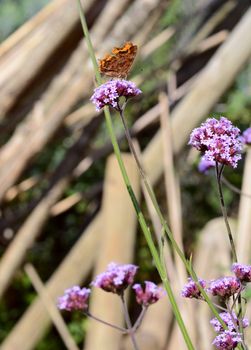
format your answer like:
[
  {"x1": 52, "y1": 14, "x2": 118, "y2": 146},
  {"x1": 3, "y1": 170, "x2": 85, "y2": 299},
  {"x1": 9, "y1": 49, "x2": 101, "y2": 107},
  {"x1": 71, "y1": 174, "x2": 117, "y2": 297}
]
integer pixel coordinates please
[
  {"x1": 182, "y1": 276, "x2": 242, "y2": 300},
  {"x1": 209, "y1": 276, "x2": 241, "y2": 299},
  {"x1": 198, "y1": 158, "x2": 215, "y2": 173},
  {"x1": 90, "y1": 80, "x2": 141, "y2": 111},
  {"x1": 181, "y1": 278, "x2": 206, "y2": 299},
  {"x1": 92, "y1": 262, "x2": 138, "y2": 294},
  {"x1": 232, "y1": 263, "x2": 251, "y2": 283},
  {"x1": 189, "y1": 117, "x2": 242, "y2": 168},
  {"x1": 210, "y1": 312, "x2": 249, "y2": 333},
  {"x1": 57, "y1": 286, "x2": 90, "y2": 311},
  {"x1": 133, "y1": 281, "x2": 165, "y2": 306},
  {"x1": 240, "y1": 127, "x2": 251, "y2": 145},
  {"x1": 58, "y1": 263, "x2": 165, "y2": 312},
  {"x1": 182, "y1": 263, "x2": 251, "y2": 349},
  {"x1": 212, "y1": 331, "x2": 242, "y2": 350}
]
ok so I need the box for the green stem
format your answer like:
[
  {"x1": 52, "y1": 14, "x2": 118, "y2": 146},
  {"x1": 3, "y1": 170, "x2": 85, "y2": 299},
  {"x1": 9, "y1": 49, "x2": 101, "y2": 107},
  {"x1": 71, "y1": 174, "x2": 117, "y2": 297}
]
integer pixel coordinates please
[
  {"x1": 118, "y1": 106, "x2": 227, "y2": 329},
  {"x1": 215, "y1": 162, "x2": 245, "y2": 350},
  {"x1": 215, "y1": 162, "x2": 238, "y2": 263},
  {"x1": 105, "y1": 108, "x2": 195, "y2": 350},
  {"x1": 222, "y1": 175, "x2": 251, "y2": 198}
]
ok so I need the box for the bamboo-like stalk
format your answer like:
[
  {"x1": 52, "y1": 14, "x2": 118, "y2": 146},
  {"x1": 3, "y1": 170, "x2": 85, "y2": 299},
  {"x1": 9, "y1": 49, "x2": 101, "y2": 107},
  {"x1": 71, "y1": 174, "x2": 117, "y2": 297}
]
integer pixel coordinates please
[
  {"x1": 85, "y1": 154, "x2": 140, "y2": 350},
  {"x1": 159, "y1": 92, "x2": 195, "y2": 348},
  {"x1": 24, "y1": 264, "x2": 79, "y2": 350},
  {"x1": 236, "y1": 144, "x2": 251, "y2": 262},
  {"x1": 0, "y1": 0, "x2": 95, "y2": 116},
  {"x1": 159, "y1": 93, "x2": 185, "y2": 275},
  {"x1": 131, "y1": 140, "x2": 176, "y2": 286}
]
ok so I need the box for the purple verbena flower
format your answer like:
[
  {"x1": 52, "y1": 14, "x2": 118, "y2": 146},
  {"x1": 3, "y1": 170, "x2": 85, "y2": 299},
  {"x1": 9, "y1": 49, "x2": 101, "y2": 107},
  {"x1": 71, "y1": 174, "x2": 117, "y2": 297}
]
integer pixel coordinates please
[
  {"x1": 240, "y1": 127, "x2": 251, "y2": 145},
  {"x1": 92, "y1": 262, "x2": 138, "y2": 294},
  {"x1": 212, "y1": 331, "x2": 242, "y2": 350},
  {"x1": 57, "y1": 286, "x2": 90, "y2": 311},
  {"x1": 210, "y1": 311, "x2": 249, "y2": 332},
  {"x1": 181, "y1": 278, "x2": 206, "y2": 299},
  {"x1": 209, "y1": 277, "x2": 241, "y2": 299},
  {"x1": 189, "y1": 117, "x2": 242, "y2": 168},
  {"x1": 132, "y1": 281, "x2": 166, "y2": 306},
  {"x1": 90, "y1": 79, "x2": 142, "y2": 111},
  {"x1": 232, "y1": 263, "x2": 251, "y2": 283},
  {"x1": 198, "y1": 158, "x2": 215, "y2": 173}
]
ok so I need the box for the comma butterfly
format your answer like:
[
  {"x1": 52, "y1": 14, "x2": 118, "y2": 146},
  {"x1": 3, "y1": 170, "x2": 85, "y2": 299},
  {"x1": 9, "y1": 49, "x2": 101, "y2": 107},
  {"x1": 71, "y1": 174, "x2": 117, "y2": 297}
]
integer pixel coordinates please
[{"x1": 99, "y1": 42, "x2": 137, "y2": 79}]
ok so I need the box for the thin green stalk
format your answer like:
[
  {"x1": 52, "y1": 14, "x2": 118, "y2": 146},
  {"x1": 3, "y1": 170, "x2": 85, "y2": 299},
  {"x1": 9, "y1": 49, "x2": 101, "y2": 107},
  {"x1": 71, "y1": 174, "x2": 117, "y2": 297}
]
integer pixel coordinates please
[
  {"x1": 215, "y1": 162, "x2": 238, "y2": 263},
  {"x1": 102, "y1": 105, "x2": 195, "y2": 349},
  {"x1": 118, "y1": 106, "x2": 228, "y2": 329},
  {"x1": 215, "y1": 162, "x2": 245, "y2": 350},
  {"x1": 222, "y1": 175, "x2": 251, "y2": 198},
  {"x1": 104, "y1": 110, "x2": 196, "y2": 350},
  {"x1": 118, "y1": 106, "x2": 187, "y2": 264},
  {"x1": 76, "y1": 2, "x2": 195, "y2": 349}
]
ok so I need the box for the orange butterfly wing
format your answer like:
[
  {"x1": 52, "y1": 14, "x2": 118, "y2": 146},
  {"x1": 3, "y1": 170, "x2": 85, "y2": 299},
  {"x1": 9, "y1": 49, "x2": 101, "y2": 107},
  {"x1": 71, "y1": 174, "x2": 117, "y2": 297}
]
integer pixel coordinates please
[{"x1": 99, "y1": 42, "x2": 137, "y2": 79}]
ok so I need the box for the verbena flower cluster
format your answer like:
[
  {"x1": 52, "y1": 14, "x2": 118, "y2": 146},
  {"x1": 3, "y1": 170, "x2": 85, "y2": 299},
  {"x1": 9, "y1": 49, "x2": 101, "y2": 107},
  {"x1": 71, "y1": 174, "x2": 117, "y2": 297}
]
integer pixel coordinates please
[
  {"x1": 57, "y1": 286, "x2": 90, "y2": 311},
  {"x1": 90, "y1": 79, "x2": 141, "y2": 111},
  {"x1": 133, "y1": 281, "x2": 166, "y2": 306},
  {"x1": 189, "y1": 117, "x2": 243, "y2": 168},
  {"x1": 181, "y1": 278, "x2": 206, "y2": 299},
  {"x1": 209, "y1": 276, "x2": 241, "y2": 298},
  {"x1": 92, "y1": 262, "x2": 138, "y2": 294},
  {"x1": 198, "y1": 158, "x2": 215, "y2": 173},
  {"x1": 182, "y1": 263, "x2": 251, "y2": 349},
  {"x1": 210, "y1": 312, "x2": 249, "y2": 333},
  {"x1": 58, "y1": 262, "x2": 164, "y2": 312},
  {"x1": 212, "y1": 331, "x2": 242, "y2": 350},
  {"x1": 240, "y1": 127, "x2": 251, "y2": 145},
  {"x1": 232, "y1": 263, "x2": 251, "y2": 283}
]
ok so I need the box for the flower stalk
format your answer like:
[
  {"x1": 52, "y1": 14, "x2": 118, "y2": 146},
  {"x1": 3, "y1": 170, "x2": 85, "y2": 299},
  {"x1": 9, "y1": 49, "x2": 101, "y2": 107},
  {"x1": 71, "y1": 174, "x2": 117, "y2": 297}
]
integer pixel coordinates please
[
  {"x1": 76, "y1": 1, "x2": 195, "y2": 349},
  {"x1": 121, "y1": 293, "x2": 140, "y2": 350},
  {"x1": 85, "y1": 311, "x2": 127, "y2": 332},
  {"x1": 215, "y1": 162, "x2": 238, "y2": 263},
  {"x1": 118, "y1": 105, "x2": 227, "y2": 328},
  {"x1": 132, "y1": 306, "x2": 147, "y2": 332}
]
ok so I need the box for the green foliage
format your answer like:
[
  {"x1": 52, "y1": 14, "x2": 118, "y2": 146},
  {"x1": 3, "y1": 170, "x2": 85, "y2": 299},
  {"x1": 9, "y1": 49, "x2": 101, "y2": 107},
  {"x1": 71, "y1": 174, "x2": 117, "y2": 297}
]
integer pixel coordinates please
[
  {"x1": 244, "y1": 286, "x2": 251, "y2": 301},
  {"x1": 68, "y1": 321, "x2": 84, "y2": 344},
  {"x1": 0, "y1": 271, "x2": 35, "y2": 343},
  {"x1": 226, "y1": 65, "x2": 251, "y2": 124},
  {"x1": 159, "y1": 0, "x2": 183, "y2": 29},
  {"x1": 69, "y1": 315, "x2": 87, "y2": 344},
  {"x1": 0, "y1": 0, "x2": 50, "y2": 41},
  {"x1": 36, "y1": 330, "x2": 65, "y2": 350}
]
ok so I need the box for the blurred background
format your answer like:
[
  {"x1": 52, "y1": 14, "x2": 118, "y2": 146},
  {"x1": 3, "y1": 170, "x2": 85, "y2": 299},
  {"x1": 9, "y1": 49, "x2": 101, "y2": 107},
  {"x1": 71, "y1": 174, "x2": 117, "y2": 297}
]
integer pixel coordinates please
[{"x1": 0, "y1": 0, "x2": 251, "y2": 349}]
